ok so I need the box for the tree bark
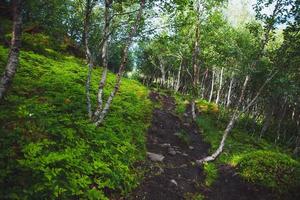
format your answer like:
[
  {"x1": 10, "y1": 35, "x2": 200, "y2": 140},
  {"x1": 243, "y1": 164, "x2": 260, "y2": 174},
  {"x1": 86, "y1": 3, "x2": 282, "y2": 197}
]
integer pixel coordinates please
[
  {"x1": 226, "y1": 73, "x2": 234, "y2": 107},
  {"x1": 83, "y1": 0, "x2": 95, "y2": 119},
  {"x1": 0, "y1": 0, "x2": 22, "y2": 100},
  {"x1": 94, "y1": 0, "x2": 112, "y2": 119},
  {"x1": 260, "y1": 102, "x2": 273, "y2": 138},
  {"x1": 175, "y1": 59, "x2": 183, "y2": 92},
  {"x1": 95, "y1": 0, "x2": 145, "y2": 126},
  {"x1": 201, "y1": 68, "x2": 208, "y2": 99},
  {"x1": 209, "y1": 70, "x2": 215, "y2": 103},
  {"x1": 159, "y1": 58, "x2": 166, "y2": 87},
  {"x1": 215, "y1": 67, "x2": 224, "y2": 105}
]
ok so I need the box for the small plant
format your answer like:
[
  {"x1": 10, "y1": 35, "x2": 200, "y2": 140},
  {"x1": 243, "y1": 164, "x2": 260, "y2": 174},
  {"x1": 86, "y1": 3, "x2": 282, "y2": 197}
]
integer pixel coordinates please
[
  {"x1": 203, "y1": 163, "x2": 218, "y2": 187},
  {"x1": 174, "y1": 130, "x2": 191, "y2": 145}
]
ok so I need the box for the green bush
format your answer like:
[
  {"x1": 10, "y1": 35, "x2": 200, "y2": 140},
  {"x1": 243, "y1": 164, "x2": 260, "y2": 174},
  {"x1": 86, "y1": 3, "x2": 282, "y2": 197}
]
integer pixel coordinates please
[
  {"x1": 233, "y1": 150, "x2": 300, "y2": 191},
  {"x1": 203, "y1": 163, "x2": 218, "y2": 187},
  {"x1": 0, "y1": 45, "x2": 153, "y2": 199}
]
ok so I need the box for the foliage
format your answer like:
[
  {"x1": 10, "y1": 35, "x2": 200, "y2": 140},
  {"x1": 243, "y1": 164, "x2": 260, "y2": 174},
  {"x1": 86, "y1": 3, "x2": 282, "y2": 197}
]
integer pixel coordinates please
[
  {"x1": 203, "y1": 163, "x2": 218, "y2": 187},
  {"x1": 195, "y1": 112, "x2": 300, "y2": 193},
  {"x1": 232, "y1": 150, "x2": 300, "y2": 191},
  {"x1": 174, "y1": 130, "x2": 191, "y2": 146},
  {"x1": 0, "y1": 45, "x2": 153, "y2": 199}
]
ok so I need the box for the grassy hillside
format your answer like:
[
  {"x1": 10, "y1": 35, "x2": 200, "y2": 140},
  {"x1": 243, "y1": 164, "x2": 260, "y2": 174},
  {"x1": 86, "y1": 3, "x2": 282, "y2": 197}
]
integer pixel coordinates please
[{"x1": 0, "y1": 45, "x2": 153, "y2": 199}]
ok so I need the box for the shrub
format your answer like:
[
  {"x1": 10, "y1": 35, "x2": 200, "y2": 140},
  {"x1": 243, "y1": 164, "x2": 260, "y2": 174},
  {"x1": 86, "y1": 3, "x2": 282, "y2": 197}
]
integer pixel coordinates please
[
  {"x1": 233, "y1": 150, "x2": 300, "y2": 191},
  {"x1": 203, "y1": 163, "x2": 218, "y2": 187}
]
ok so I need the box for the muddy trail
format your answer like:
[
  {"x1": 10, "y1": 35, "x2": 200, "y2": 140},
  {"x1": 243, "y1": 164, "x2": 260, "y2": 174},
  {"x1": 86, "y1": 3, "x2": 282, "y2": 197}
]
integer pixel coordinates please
[{"x1": 127, "y1": 92, "x2": 288, "y2": 200}]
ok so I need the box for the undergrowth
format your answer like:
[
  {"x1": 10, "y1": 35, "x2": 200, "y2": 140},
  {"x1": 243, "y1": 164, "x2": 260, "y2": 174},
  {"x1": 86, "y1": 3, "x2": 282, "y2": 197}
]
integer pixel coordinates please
[
  {"x1": 173, "y1": 94, "x2": 300, "y2": 194},
  {"x1": 0, "y1": 45, "x2": 153, "y2": 199}
]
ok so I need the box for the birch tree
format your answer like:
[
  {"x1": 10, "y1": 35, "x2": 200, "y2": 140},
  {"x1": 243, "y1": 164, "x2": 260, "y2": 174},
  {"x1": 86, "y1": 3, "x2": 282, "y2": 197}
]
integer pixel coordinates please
[
  {"x1": 0, "y1": 0, "x2": 22, "y2": 100},
  {"x1": 94, "y1": 0, "x2": 146, "y2": 125}
]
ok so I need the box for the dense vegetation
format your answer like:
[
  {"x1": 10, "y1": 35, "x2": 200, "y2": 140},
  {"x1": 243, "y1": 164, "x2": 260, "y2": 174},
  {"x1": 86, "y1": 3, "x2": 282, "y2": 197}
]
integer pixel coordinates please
[
  {"x1": 0, "y1": 0, "x2": 300, "y2": 199},
  {"x1": 0, "y1": 45, "x2": 152, "y2": 199}
]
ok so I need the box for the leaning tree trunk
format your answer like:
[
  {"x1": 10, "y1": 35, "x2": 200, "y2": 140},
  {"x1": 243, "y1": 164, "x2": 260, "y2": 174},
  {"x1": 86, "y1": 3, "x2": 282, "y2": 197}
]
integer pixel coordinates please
[
  {"x1": 0, "y1": 0, "x2": 22, "y2": 100},
  {"x1": 197, "y1": 75, "x2": 249, "y2": 164},
  {"x1": 95, "y1": 0, "x2": 145, "y2": 126},
  {"x1": 197, "y1": 71, "x2": 277, "y2": 164}
]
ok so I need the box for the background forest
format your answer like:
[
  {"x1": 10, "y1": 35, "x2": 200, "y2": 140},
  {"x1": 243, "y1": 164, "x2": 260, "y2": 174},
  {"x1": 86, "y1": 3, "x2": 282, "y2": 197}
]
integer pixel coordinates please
[{"x1": 0, "y1": 0, "x2": 300, "y2": 199}]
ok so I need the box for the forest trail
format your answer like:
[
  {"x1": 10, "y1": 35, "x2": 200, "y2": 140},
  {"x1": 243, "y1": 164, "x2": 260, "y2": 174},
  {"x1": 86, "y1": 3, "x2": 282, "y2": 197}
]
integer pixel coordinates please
[
  {"x1": 128, "y1": 91, "x2": 278, "y2": 200},
  {"x1": 129, "y1": 91, "x2": 210, "y2": 199}
]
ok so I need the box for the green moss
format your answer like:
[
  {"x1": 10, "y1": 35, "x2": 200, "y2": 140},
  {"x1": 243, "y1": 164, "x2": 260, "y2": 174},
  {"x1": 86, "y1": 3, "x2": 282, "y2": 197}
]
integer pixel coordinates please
[
  {"x1": 0, "y1": 45, "x2": 153, "y2": 199},
  {"x1": 233, "y1": 150, "x2": 300, "y2": 191},
  {"x1": 203, "y1": 163, "x2": 218, "y2": 187}
]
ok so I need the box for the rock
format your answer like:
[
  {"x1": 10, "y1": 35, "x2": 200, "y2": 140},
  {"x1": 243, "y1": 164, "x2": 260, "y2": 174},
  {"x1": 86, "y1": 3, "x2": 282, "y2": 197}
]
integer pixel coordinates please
[
  {"x1": 182, "y1": 153, "x2": 188, "y2": 156},
  {"x1": 174, "y1": 132, "x2": 180, "y2": 136},
  {"x1": 170, "y1": 179, "x2": 178, "y2": 186},
  {"x1": 168, "y1": 147, "x2": 176, "y2": 155},
  {"x1": 180, "y1": 164, "x2": 188, "y2": 168},
  {"x1": 188, "y1": 146, "x2": 194, "y2": 150},
  {"x1": 147, "y1": 152, "x2": 165, "y2": 162},
  {"x1": 161, "y1": 143, "x2": 171, "y2": 148}
]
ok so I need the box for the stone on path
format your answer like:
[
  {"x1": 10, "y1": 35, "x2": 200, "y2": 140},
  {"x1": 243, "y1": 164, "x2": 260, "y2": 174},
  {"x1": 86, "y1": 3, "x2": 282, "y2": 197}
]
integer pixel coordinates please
[
  {"x1": 168, "y1": 147, "x2": 176, "y2": 155},
  {"x1": 170, "y1": 179, "x2": 178, "y2": 186},
  {"x1": 147, "y1": 152, "x2": 165, "y2": 162}
]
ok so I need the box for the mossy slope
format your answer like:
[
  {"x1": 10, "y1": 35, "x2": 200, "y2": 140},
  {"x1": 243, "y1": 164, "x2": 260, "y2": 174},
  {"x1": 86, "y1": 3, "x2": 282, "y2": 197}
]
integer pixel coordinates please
[{"x1": 0, "y1": 45, "x2": 152, "y2": 199}]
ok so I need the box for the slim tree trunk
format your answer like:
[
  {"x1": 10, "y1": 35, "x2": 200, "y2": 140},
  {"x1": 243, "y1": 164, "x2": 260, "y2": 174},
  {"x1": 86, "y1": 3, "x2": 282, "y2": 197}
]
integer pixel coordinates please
[
  {"x1": 159, "y1": 59, "x2": 166, "y2": 87},
  {"x1": 201, "y1": 68, "x2": 208, "y2": 99},
  {"x1": 276, "y1": 98, "x2": 287, "y2": 142},
  {"x1": 260, "y1": 103, "x2": 273, "y2": 138},
  {"x1": 197, "y1": 72, "x2": 276, "y2": 164},
  {"x1": 94, "y1": 0, "x2": 112, "y2": 119},
  {"x1": 0, "y1": 0, "x2": 22, "y2": 100},
  {"x1": 83, "y1": 0, "x2": 95, "y2": 119},
  {"x1": 209, "y1": 70, "x2": 215, "y2": 103},
  {"x1": 215, "y1": 67, "x2": 224, "y2": 105},
  {"x1": 95, "y1": 0, "x2": 145, "y2": 126},
  {"x1": 226, "y1": 73, "x2": 234, "y2": 107},
  {"x1": 197, "y1": 75, "x2": 250, "y2": 164},
  {"x1": 175, "y1": 59, "x2": 183, "y2": 92},
  {"x1": 190, "y1": 3, "x2": 201, "y2": 120}
]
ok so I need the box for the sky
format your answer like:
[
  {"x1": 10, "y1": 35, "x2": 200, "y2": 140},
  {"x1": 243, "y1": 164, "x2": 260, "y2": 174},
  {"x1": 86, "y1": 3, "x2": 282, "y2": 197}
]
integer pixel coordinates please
[
  {"x1": 225, "y1": 0, "x2": 256, "y2": 26},
  {"x1": 226, "y1": 0, "x2": 289, "y2": 29}
]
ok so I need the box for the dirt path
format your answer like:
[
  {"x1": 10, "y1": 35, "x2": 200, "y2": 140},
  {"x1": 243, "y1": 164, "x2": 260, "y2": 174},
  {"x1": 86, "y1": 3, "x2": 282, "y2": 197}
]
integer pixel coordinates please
[
  {"x1": 129, "y1": 92, "x2": 210, "y2": 199},
  {"x1": 127, "y1": 92, "x2": 295, "y2": 200}
]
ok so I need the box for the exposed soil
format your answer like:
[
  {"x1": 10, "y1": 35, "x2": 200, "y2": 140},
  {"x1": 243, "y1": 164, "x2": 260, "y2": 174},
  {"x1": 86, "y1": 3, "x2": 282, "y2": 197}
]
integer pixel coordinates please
[{"x1": 127, "y1": 92, "x2": 298, "y2": 200}]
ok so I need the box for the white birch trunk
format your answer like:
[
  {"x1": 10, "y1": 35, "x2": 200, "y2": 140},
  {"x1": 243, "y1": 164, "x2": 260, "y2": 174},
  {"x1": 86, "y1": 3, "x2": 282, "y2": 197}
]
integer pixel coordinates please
[
  {"x1": 209, "y1": 70, "x2": 215, "y2": 103},
  {"x1": 95, "y1": 0, "x2": 145, "y2": 126},
  {"x1": 0, "y1": 0, "x2": 22, "y2": 100},
  {"x1": 94, "y1": 0, "x2": 112, "y2": 118},
  {"x1": 226, "y1": 73, "x2": 234, "y2": 107},
  {"x1": 215, "y1": 67, "x2": 224, "y2": 105},
  {"x1": 197, "y1": 72, "x2": 277, "y2": 164}
]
